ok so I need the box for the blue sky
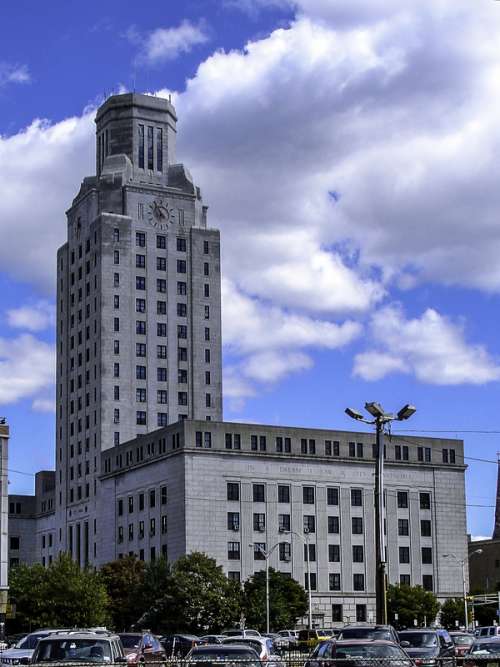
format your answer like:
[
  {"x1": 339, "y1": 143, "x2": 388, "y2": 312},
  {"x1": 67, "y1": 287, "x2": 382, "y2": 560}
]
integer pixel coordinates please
[{"x1": 1, "y1": 0, "x2": 500, "y2": 539}]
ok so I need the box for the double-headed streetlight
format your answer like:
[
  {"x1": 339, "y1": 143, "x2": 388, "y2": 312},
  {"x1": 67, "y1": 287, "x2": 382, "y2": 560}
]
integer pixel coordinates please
[
  {"x1": 345, "y1": 402, "x2": 416, "y2": 624},
  {"x1": 443, "y1": 549, "x2": 483, "y2": 630},
  {"x1": 249, "y1": 541, "x2": 282, "y2": 634}
]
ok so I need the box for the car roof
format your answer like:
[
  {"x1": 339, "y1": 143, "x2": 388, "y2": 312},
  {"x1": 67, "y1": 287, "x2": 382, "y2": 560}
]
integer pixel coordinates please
[
  {"x1": 334, "y1": 640, "x2": 399, "y2": 646},
  {"x1": 38, "y1": 633, "x2": 119, "y2": 641},
  {"x1": 343, "y1": 625, "x2": 393, "y2": 630},
  {"x1": 474, "y1": 637, "x2": 500, "y2": 643},
  {"x1": 193, "y1": 644, "x2": 257, "y2": 652},
  {"x1": 400, "y1": 629, "x2": 437, "y2": 633}
]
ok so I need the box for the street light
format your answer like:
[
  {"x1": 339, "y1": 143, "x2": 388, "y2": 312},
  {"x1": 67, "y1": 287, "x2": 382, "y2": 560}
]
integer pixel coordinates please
[
  {"x1": 345, "y1": 401, "x2": 416, "y2": 624},
  {"x1": 249, "y1": 541, "x2": 282, "y2": 634},
  {"x1": 443, "y1": 549, "x2": 483, "y2": 630},
  {"x1": 285, "y1": 529, "x2": 313, "y2": 630}
]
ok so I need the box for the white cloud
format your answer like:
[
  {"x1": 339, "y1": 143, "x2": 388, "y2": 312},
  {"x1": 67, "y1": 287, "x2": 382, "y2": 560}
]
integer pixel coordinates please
[
  {"x1": 0, "y1": 334, "x2": 55, "y2": 405},
  {"x1": 242, "y1": 350, "x2": 313, "y2": 383},
  {"x1": 7, "y1": 301, "x2": 55, "y2": 332},
  {"x1": 32, "y1": 397, "x2": 56, "y2": 413},
  {"x1": 353, "y1": 305, "x2": 500, "y2": 385},
  {"x1": 132, "y1": 21, "x2": 209, "y2": 65},
  {"x1": 0, "y1": 63, "x2": 30, "y2": 87}
]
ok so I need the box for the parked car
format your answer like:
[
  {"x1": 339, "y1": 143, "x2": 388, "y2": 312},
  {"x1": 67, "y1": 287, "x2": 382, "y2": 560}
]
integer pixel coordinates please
[
  {"x1": 161, "y1": 634, "x2": 202, "y2": 658},
  {"x1": 30, "y1": 632, "x2": 126, "y2": 664},
  {"x1": 339, "y1": 625, "x2": 400, "y2": 643},
  {"x1": 449, "y1": 632, "x2": 474, "y2": 658},
  {"x1": 221, "y1": 629, "x2": 261, "y2": 638},
  {"x1": 475, "y1": 627, "x2": 500, "y2": 639},
  {"x1": 274, "y1": 630, "x2": 298, "y2": 651},
  {"x1": 199, "y1": 635, "x2": 226, "y2": 645},
  {"x1": 306, "y1": 639, "x2": 414, "y2": 667},
  {"x1": 0, "y1": 629, "x2": 75, "y2": 667},
  {"x1": 398, "y1": 629, "x2": 455, "y2": 666},
  {"x1": 186, "y1": 643, "x2": 262, "y2": 666},
  {"x1": 465, "y1": 638, "x2": 500, "y2": 666},
  {"x1": 118, "y1": 633, "x2": 165, "y2": 664},
  {"x1": 296, "y1": 629, "x2": 331, "y2": 651},
  {"x1": 221, "y1": 636, "x2": 283, "y2": 667}
]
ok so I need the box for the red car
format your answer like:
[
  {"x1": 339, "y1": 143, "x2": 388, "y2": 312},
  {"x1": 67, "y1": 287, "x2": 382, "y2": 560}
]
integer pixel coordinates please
[
  {"x1": 450, "y1": 632, "x2": 474, "y2": 659},
  {"x1": 119, "y1": 633, "x2": 165, "y2": 664}
]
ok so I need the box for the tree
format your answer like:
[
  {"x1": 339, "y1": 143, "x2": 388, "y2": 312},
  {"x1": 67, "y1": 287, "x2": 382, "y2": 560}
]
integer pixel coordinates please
[
  {"x1": 9, "y1": 554, "x2": 109, "y2": 631},
  {"x1": 243, "y1": 567, "x2": 308, "y2": 631},
  {"x1": 387, "y1": 584, "x2": 440, "y2": 629},
  {"x1": 135, "y1": 556, "x2": 172, "y2": 631},
  {"x1": 100, "y1": 556, "x2": 145, "y2": 631},
  {"x1": 440, "y1": 598, "x2": 467, "y2": 629}
]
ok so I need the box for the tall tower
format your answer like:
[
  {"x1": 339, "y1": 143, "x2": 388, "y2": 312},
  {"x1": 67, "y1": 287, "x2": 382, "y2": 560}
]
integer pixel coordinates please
[{"x1": 55, "y1": 93, "x2": 222, "y2": 564}]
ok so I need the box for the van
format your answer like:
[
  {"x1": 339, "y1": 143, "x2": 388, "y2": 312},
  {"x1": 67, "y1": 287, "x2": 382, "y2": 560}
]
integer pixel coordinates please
[{"x1": 476, "y1": 626, "x2": 500, "y2": 638}]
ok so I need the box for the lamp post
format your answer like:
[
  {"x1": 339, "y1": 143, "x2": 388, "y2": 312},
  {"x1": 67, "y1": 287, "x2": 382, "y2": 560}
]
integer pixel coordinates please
[
  {"x1": 443, "y1": 549, "x2": 483, "y2": 630},
  {"x1": 286, "y1": 529, "x2": 313, "y2": 630},
  {"x1": 345, "y1": 402, "x2": 416, "y2": 624},
  {"x1": 250, "y1": 541, "x2": 282, "y2": 634}
]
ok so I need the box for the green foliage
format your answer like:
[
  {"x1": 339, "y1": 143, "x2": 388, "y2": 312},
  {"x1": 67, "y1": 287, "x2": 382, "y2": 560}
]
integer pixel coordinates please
[
  {"x1": 387, "y1": 584, "x2": 441, "y2": 628},
  {"x1": 440, "y1": 598, "x2": 467, "y2": 629},
  {"x1": 100, "y1": 556, "x2": 145, "y2": 631},
  {"x1": 9, "y1": 554, "x2": 109, "y2": 631},
  {"x1": 138, "y1": 553, "x2": 242, "y2": 635},
  {"x1": 243, "y1": 567, "x2": 308, "y2": 632}
]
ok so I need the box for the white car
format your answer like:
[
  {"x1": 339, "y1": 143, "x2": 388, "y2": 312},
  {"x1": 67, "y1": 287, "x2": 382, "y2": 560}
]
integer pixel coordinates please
[
  {"x1": 222, "y1": 636, "x2": 284, "y2": 667},
  {"x1": 0, "y1": 631, "x2": 63, "y2": 667},
  {"x1": 221, "y1": 629, "x2": 261, "y2": 638}
]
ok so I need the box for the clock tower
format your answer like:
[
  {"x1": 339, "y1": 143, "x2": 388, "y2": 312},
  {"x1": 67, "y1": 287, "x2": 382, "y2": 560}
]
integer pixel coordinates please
[{"x1": 55, "y1": 93, "x2": 222, "y2": 565}]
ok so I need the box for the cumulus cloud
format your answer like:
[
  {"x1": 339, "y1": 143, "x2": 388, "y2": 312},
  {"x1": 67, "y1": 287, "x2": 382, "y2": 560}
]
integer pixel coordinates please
[
  {"x1": 32, "y1": 397, "x2": 56, "y2": 413},
  {"x1": 130, "y1": 21, "x2": 209, "y2": 65},
  {"x1": 7, "y1": 301, "x2": 55, "y2": 332},
  {"x1": 0, "y1": 62, "x2": 30, "y2": 87},
  {"x1": 353, "y1": 305, "x2": 500, "y2": 385},
  {"x1": 0, "y1": 334, "x2": 55, "y2": 406}
]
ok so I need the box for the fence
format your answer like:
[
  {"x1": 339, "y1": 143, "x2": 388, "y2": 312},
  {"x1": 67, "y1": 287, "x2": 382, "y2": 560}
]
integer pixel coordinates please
[{"x1": 22, "y1": 659, "x2": 500, "y2": 667}]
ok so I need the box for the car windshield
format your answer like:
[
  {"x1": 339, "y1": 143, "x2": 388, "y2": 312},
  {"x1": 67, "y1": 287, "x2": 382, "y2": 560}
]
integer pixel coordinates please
[
  {"x1": 452, "y1": 636, "x2": 473, "y2": 646},
  {"x1": 400, "y1": 633, "x2": 438, "y2": 647},
  {"x1": 119, "y1": 635, "x2": 141, "y2": 649},
  {"x1": 341, "y1": 629, "x2": 392, "y2": 641},
  {"x1": 336, "y1": 645, "x2": 408, "y2": 658},
  {"x1": 17, "y1": 634, "x2": 45, "y2": 650},
  {"x1": 190, "y1": 649, "x2": 259, "y2": 662},
  {"x1": 472, "y1": 643, "x2": 500, "y2": 654},
  {"x1": 36, "y1": 639, "x2": 112, "y2": 663}
]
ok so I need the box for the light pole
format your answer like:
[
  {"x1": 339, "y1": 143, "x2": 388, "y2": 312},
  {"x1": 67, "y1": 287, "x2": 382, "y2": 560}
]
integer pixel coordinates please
[
  {"x1": 443, "y1": 549, "x2": 483, "y2": 630},
  {"x1": 286, "y1": 529, "x2": 313, "y2": 629},
  {"x1": 250, "y1": 541, "x2": 282, "y2": 634},
  {"x1": 345, "y1": 402, "x2": 416, "y2": 624}
]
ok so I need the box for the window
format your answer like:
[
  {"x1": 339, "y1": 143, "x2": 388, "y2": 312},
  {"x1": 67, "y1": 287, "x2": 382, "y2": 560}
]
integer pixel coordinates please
[
  {"x1": 156, "y1": 127, "x2": 163, "y2": 171},
  {"x1": 399, "y1": 546, "x2": 410, "y2": 563},
  {"x1": 148, "y1": 489, "x2": 156, "y2": 508},
  {"x1": 157, "y1": 345, "x2": 167, "y2": 359},
  {"x1": 147, "y1": 125, "x2": 153, "y2": 170},
  {"x1": 253, "y1": 513, "x2": 266, "y2": 531},
  {"x1": 304, "y1": 573, "x2": 317, "y2": 591},
  {"x1": 228, "y1": 542, "x2": 240, "y2": 560},
  {"x1": 351, "y1": 489, "x2": 363, "y2": 506},
  {"x1": 177, "y1": 237, "x2": 187, "y2": 252},
  {"x1": 177, "y1": 303, "x2": 187, "y2": 317},
  {"x1": 204, "y1": 262, "x2": 209, "y2": 276},
  {"x1": 157, "y1": 413, "x2": 168, "y2": 427},
  {"x1": 422, "y1": 574, "x2": 433, "y2": 591},
  {"x1": 157, "y1": 390, "x2": 167, "y2": 404},
  {"x1": 332, "y1": 604, "x2": 343, "y2": 623},
  {"x1": 114, "y1": 272, "x2": 119, "y2": 287},
  {"x1": 118, "y1": 499, "x2": 123, "y2": 516},
  {"x1": 421, "y1": 519, "x2": 432, "y2": 537},
  {"x1": 156, "y1": 234, "x2": 166, "y2": 249},
  {"x1": 303, "y1": 515, "x2": 315, "y2": 533},
  {"x1": 136, "y1": 320, "x2": 146, "y2": 335},
  {"x1": 136, "y1": 276, "x2": 146, "y2": 291},
  {"x1": 420, "y1": 492, "x2": 431, "y2": 510},
  {"x1": 178, "y1": 325, "x2": 187, "y2": 339},
  {"x1": 400, "y1": 574, "x2": 411, "y2": 586},
  {"x1": 278, "y1": 514, "x2": 290, "y2": 532},
  {"x1": 204, "y1": 305, "x2": 210, "y2": 319},
  {"x1": 157, "y1": 279, "x2": 166, "y2": 293},
  {"x1": 278, "y1": 485, "x2": 290, "y2": 503},
  {"x1": 450, "y1": 449, "x2": 456, "y2": 463},
  {"x1": 157, "y1": 323, "x2": 167, "y2": 337},
  {"x1": 327, "y1": 487, "x2": 339, "y2": 505},
  {"x1": 353, "y1": 573, "x2": 365, "y2": 591},
  {"x1": 204, "y1": 284, "x2": 210, "y2": 297},
  {"x1": 10, "y1": 536, "x2": 20, "y2": 550},
  {"x1": 397, "y1": 491, "x2": 408, "y2": 508},
  {"x1": 253, "y1": 484, "x2": 265, "y2": 502},
  {"x1": 177, "y1": 259, "x2": 187, "y2": 273},
  {"x1": 205, "y1": 349, "x2": 211, "y2": 363},
  {"x1": 352, "y1": 517, "x2": 363, "y2": 534},
  {"x1": 398, "y1": 518, "x2": 409, "y2": 536},
  {"x1": 114, "y1": 340, "x2": 120, "y2": 354},
  {"x1": 128, "y1": 496, "x2": 134, "y2": 513},
  {"x1": 328, "y1": 516, "x2": 340, "y2": 534},
  {"x1": 177, "y1": 281, "x2": 187, "y2": 295},
  {"x1": 422, "y1": 547, "x2": 433, "y2": 564},
  {"x1": 303, "y1": 487, "x2": 315, "y2": 504},
  {"x1": 328, "y1": 544, "x2": 340, "y2": 562},
  {"x1": 349, "y1": 441, "x2": 355, "y2": 456},
  {"x1": 254, "y1": 543, "x2": 266, "y2": 560},
  {"x1": 227, "y1": 512, "x2": 240, "y2": 531},
  {"x1": 279, "y1": 542, "x2": 291, "y2": 561},
  {"x1": 227, "y1": 483, "x2": 240, "y2": 501},
  {"x1": 136, "y1": 298, "x2": 146, "y2": 313},
  {"x1": 204, "y1": 327, "x2": 210, "y2": 341},
  {"x1": 356, "y1": 604, "x2": 367, "y2": 622},
  {"x1": 206, "y1": 393, "x2": 211, "y2": 408},
  {"x1": 178, "y1": 392, "x2": 188, "y2": 406},
  {"x1": 113, "y1": 362, "x2": 120, "y2": 378},
  {"x1": 402, "y1": 445, "x2": 409, "y2": 460},
  {"x1": 136, "y1": 343, "x2": 146, "y2": 357},
  {"x1": 157, "y1": 257, "x2": 166, "y2": 271},
  {"x1": 136, "y1": 365, "x2": 146, "y2": 380},
  {"x1": 204, "y1": 240, "x2": 209, "y2": 254},
  {"x1": 138, "y1": 125, "x2": 145, "y2": 168},
  {"x1": 114, "y1": 317, "x2": 120, "y2": 332},
  {"x1": 157, "y1": 301, "x2": 166, "y2": 315},
  {"x1": 352, "y1": 545, "x2": 364, "y2": 562},
  {"x1": 136, "y1": 254, "x2": 146, "y2": 268},
  {"x1": 136, "y1": 411, "x2": 147, "y2": 425},
  {"x1": 329, "y1": 573, "x2": 341, "y2": 591},
  {"x1": 114, "y1": 385, "x2": 120, "y2": 400}
]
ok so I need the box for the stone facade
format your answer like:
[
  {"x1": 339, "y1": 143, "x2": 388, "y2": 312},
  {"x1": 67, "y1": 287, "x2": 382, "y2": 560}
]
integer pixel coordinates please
[{"x1": 98, "y1": 419, "x2": 467, "y2": 626}]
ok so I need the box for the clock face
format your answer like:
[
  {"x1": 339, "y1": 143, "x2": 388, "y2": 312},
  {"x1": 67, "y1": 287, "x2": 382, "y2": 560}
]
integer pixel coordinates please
[{"x1": 147, "y1": 199, "x2": 175, "y2": 230}]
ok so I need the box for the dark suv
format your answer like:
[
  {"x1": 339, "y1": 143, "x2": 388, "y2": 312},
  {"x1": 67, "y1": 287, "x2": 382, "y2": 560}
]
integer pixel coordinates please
[
  {"x1": 398, "y1": 629, "x2": 455, "y2": 665},
  {"x1": 339, "y1": 625, "x2": 400, "y2": 643}
]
